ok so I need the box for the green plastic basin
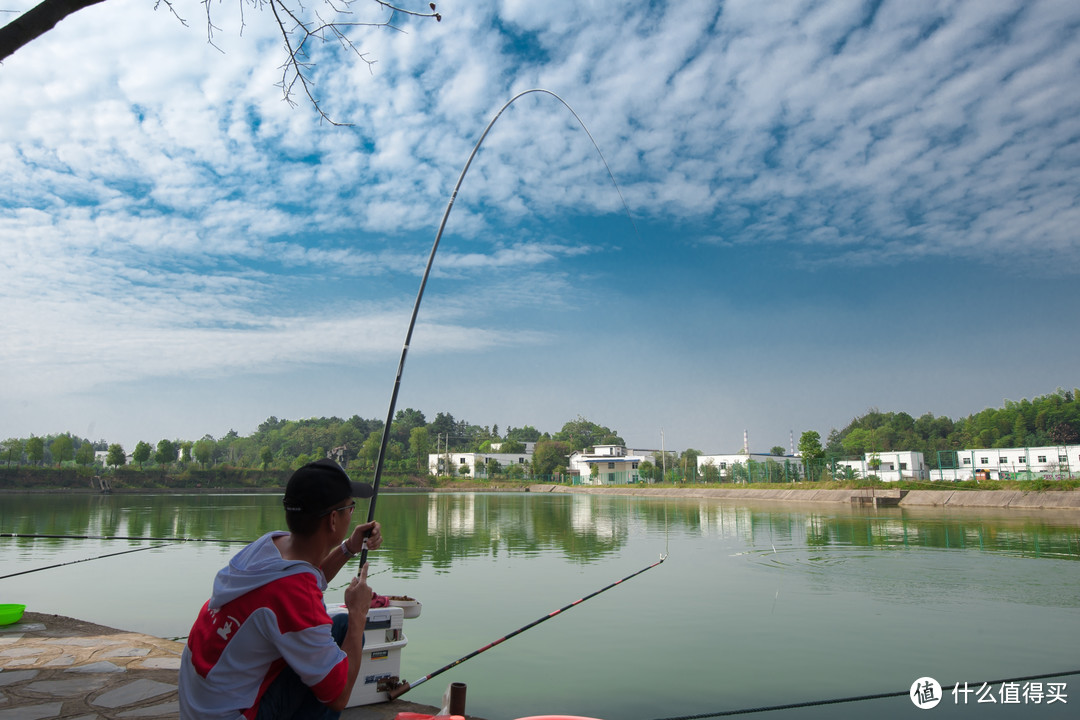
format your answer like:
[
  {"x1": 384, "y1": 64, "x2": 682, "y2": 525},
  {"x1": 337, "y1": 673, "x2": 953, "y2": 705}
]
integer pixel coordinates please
[{"x1": 0, "y1": 604, "x2": 26, "y2": 625}]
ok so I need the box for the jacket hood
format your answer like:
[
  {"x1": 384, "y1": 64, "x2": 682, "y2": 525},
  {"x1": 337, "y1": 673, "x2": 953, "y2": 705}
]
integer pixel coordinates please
[{"x1": 208, "y1": 531, "x2": 326, "y2": 608}]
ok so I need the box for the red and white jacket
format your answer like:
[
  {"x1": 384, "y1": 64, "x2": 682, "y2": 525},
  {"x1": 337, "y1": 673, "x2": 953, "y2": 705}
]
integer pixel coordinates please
[{"x1": 179, "y1": 532, "x2": 347, "y2": 720}]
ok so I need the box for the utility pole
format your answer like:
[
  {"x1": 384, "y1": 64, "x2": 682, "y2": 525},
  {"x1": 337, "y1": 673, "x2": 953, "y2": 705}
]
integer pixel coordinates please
[
  {"x1": 443, "y1": 433, "x2": 452, "y2": 478},
  {"x1": 435, "y1": 433, "x2": 446, "y2": 476},
  {"x1": 661, "y1": 429, "x2": 666, "y2": 482}
]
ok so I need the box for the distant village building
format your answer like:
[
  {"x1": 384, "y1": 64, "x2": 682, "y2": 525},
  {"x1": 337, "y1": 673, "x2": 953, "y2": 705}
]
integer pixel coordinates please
[
  {"x1": 428, "y1": 450, "x2": 532, "y2": 477},
  {"x1": 428, "y1": 442, "x2": 536, "y2": 477},
  {"x1": 834, "y1": 450, "x2": 929, "y2": 482},
  {"x1": 934, "y1": 444, "x2": 1080, "y2": 481},
  {"x1": 94, "y1": 449, "x2": 135, "y2": 467},
  {"x1": 693, "y1": 444, "x2": 1079, "y2": 482},
  {"x1": 490, "y1": 442, "x2": 537, "y2": 454},
  {"x1": 696, "y1": 452, "x2": 802, "y2": 482},
  {"x1": 829, "y1": 445, "x2": 1079, "y2": 482},
  {"x1": 568, "y1": 445, "x2": 658, "y2": 485},
  {"x1": 328, "y1": 445, "x2": 349, "y2": 465}
]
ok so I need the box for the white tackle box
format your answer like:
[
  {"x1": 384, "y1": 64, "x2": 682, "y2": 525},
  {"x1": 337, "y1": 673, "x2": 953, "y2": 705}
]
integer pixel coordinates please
[{"x1": 327, "y1": 605, "x2": 407, "y2": 706}]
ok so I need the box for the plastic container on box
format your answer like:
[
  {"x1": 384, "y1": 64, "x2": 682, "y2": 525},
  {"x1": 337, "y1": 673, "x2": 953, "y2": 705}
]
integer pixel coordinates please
[
  {"x1": 388, "y1": 597, "x2": 422, "y2": 619},
  {"x1": 363, "y1": 605, "x2": 405, "y2": 645}
]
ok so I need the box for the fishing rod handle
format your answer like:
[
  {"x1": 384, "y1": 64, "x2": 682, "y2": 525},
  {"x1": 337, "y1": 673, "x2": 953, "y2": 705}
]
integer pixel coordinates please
[{"x1": 387, "y1": 680, "x2": 412, "y2": 700}]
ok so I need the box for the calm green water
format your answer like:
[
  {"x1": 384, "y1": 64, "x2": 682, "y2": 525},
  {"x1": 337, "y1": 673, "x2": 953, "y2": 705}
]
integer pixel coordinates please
[{"x1": 2, "y1": 492, "x2": 1078, "y2": 719}]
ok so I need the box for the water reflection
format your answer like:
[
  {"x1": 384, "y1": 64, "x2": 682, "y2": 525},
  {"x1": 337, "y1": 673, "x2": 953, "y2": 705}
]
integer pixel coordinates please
[
  {"x1": 1, "y1": 493, "x2": 1077, "y2": 564},
  {"x1": 607, "y1": 498, "x2": 1080, "y2": 561},
  {"x1": 409, "y1": 493, "x2": 627, "y2": 569},
  {"x1": 3, "y1": 492, "x2": 1079, "y2": 720},
  {"x1": 0, "y1": 493, "x2": 281, "y2": 551},
  {"x1": 800, "y1": 507, "x2": 1080, "y2": 559}
]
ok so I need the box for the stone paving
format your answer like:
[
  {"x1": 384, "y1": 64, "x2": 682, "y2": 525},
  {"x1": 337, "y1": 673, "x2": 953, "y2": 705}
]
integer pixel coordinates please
[
  {"x1": 0, "y1": 613, "x2": 184, "y2": 720},
  {"x1": 0, "y1": 613, "x2": 466, "y2": 720}
]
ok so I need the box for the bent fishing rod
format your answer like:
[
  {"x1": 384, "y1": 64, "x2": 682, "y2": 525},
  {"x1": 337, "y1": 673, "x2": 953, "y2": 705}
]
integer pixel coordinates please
[
  {"x1": 358, "y1": 88, "x2": 638, "y2": 569},
  {"x1": 387, "y1": 553, "x2": 666, "y2": 699}
]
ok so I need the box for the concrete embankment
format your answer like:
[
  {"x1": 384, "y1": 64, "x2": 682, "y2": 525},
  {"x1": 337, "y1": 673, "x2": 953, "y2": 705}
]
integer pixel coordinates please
[{"x1": 527, "y1": 484, "x2": 1080, "y2": 510}]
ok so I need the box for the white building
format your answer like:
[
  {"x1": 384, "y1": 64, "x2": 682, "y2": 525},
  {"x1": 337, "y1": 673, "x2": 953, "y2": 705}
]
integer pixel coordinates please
[
  {"x1": 490, "y1": 442, "x2": 537, "y2": 454},
  {"x1": 94, "y1": 449, "x2": 136, "y2": 467},
  {"x1": 568, "y1": 445, "x2": 658, "y2": 485},
  {"x1": 696, "y1": 452, "x2": 802, "y2": 482},
  {"x1": 833, "y1": 450, "x2": 929, "y2": 482},
  {"x1": 933, "y1": 444, "x2": 1080, "y2": 481},
  {"x1": 428, "y1": 451, "x2": 532, "y2": 478}
]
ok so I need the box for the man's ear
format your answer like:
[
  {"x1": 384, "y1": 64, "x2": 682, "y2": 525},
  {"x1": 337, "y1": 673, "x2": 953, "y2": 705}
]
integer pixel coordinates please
[{"x1": 317, "y1": 509, "x2": 334, "y2": 537}]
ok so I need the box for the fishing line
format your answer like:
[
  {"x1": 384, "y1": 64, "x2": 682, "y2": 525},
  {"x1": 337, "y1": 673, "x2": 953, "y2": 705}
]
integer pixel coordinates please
[
  {"x1": 650, "y1": 668, "x2": 1080, "y2": 719},
  {"x1": 0, "y1": 543, "x2": 172, "y2": 580},
  {"x1": 664, "y1": 498, "x2": 670, "y2": 558},
  {"x1": 328, "y1": 564, "x2": 392, "y2": 591},
  {"x1": 387, "y1": 553, "x2": 666, "y2": 699},
  {"x1": 359, "y1": 88, "x2": 640, "y2": 569}
]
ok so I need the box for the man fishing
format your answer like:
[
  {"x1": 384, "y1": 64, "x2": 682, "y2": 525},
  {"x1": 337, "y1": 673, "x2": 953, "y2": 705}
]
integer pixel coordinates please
[{"x1": 179, "y1": 459, "x2": 382, "y2": 720}]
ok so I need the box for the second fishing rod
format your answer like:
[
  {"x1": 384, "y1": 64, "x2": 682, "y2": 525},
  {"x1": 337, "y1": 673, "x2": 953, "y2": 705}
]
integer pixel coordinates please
[{"x1": 0, "y1": 532, "x2": 253, "y2": 580}]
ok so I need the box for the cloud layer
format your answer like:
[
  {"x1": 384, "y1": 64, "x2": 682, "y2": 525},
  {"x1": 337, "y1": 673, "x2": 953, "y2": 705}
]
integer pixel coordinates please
[{"x1": 2, "y1": 0, "x2": 1078, "y2": 447}]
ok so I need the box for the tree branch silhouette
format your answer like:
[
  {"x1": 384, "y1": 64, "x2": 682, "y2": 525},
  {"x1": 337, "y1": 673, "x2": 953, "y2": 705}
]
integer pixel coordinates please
[{"x1": 0, "y1": 0, "x2": 440, "y2": 125}]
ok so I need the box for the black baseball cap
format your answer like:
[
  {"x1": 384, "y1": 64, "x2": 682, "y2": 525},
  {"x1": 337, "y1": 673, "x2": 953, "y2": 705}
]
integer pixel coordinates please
[{"x1": 282, "y1": 459, "x2": 374, "y2": 514}]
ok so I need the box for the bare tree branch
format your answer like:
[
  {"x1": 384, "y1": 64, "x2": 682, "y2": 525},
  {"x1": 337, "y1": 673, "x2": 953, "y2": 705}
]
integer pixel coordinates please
[
  {"x1": 1, "y1": 0, "x2": 109, "y2": 60},
  {"x1": 1, "y1": 0, "x2": 441, "y2": 125},
  {"x1": 154, "y1": 0, "x2": 188, "y2": 27},
  {"x1": 259, "y1": 0, "x2": 440, "y2": 125},
  {"x1": 374, "y1": 0, "x2": 439, "y2": 22}
]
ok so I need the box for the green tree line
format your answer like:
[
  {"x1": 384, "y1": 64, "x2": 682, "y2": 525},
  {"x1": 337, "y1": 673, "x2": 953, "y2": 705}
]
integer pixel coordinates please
[
  {"x1": 4, "y1": 388, "x2": 1077, "y2": 481},
  {"x1": 822, "y1": 388, "x2": 1080, "y2": 462},
  {"x1": 0, "y1": 411, "x2": 629, "y2": 481}
]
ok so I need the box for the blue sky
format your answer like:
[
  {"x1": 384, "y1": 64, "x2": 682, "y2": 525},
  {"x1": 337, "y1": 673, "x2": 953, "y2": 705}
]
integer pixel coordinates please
[{"x1": 2, "y1": 0, "x2": 1078, "y2": 455}]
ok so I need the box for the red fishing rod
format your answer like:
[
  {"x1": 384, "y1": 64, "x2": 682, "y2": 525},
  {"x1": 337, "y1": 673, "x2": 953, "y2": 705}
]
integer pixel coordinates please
[
  {"x1": 387, "y1": 554, "x2": 666, "y2": 699},
  {"x1": 358, "y1": 88, "x2": 637, "y2": 569}
]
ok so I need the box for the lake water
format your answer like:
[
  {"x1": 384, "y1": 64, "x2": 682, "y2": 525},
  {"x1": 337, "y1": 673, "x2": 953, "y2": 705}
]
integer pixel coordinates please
[{"x1": 2, "y1": 491, "x2": 1078, "y2": 719}]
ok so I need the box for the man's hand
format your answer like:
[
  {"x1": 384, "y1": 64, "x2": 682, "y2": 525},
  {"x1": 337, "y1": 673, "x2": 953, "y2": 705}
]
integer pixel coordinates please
[
  {"x1": 344, "y1": 562, "x2": 373, "y2": 617},
  {"x1": 348, "y1": 520, "x2": 382, "y2": 554},
  {"x1": 332, "y1": 562, "x2": 372, "y2": 712}
]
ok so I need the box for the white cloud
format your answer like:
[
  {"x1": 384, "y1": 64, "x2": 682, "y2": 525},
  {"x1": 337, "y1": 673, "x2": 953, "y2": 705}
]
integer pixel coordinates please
[{"x1": 3, "y1": 0, "x2": 1080, "y2": 448}]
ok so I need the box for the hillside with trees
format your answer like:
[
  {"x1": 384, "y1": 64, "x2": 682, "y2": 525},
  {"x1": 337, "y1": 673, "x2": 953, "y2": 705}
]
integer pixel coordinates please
[
  {"x1": 0, "y1": 411, "x2": 630, "y2": 487},
  {"x1": 823, "y1": 388, "x2": 1080, "y2": 464},
  {"x1": 3, "y1": 388, "x2": 1078, "y2": 487}
]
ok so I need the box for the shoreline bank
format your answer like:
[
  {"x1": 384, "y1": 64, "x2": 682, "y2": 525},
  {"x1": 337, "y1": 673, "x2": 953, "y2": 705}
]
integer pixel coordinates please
[
  {"x1": 4, "y1": 484, "x2": 1080, "y2": 510},
  {"x1": 0, "y1": 485, "x2": 521, "y2": 495},
  {"x1": 527, "y1": 484, "x2": 1080, "y2": 510}
]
